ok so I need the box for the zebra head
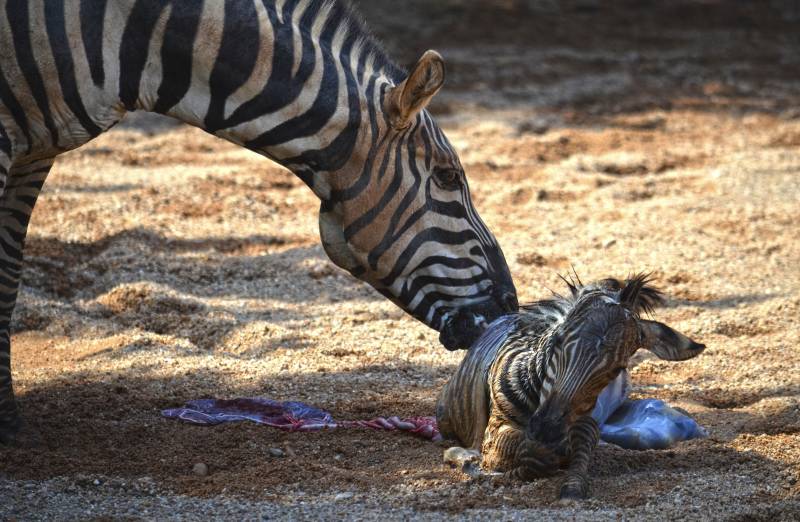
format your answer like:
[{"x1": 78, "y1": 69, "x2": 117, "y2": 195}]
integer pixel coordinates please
[
  {"x1": 318, "y1": 50, "x2": 517, "y2": 350},
  {"x1": 531, "y1": 275, "x2": 705, "y2": 432}
]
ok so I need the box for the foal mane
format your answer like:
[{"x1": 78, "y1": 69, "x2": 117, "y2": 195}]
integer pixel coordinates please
[{"x1": 521, "y1": 271, "x2": 665, "y2": 323}]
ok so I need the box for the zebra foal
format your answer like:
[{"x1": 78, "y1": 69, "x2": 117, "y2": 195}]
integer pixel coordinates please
[
  {"x1": 0, "y1": 0, "x2": 518, "y2": 445},
  {"x1": 436, "y1": 274, "x2": 705, "y2": 500}
]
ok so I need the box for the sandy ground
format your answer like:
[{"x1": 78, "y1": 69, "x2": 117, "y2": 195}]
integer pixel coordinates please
[{"x1": 2, "y1": 1, "x2": 800, "y2": 520}]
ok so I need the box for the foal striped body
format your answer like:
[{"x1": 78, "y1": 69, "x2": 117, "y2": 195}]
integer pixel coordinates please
[
  {"x1": 0, "y1": 0, "x2": 517, "y2": 444},
  {"x1": 437, "y1": 276, "x2": 705, "y2": 500}
]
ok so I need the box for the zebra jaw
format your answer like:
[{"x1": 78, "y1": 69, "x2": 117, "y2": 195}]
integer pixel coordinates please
[{"x1": 319, "y1": 208, "x2": 360, "y2": 274}]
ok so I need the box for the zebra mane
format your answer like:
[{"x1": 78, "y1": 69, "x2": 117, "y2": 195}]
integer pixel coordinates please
[{"x1": 320, "y1": 0, "x2": 406, "y2": 82}]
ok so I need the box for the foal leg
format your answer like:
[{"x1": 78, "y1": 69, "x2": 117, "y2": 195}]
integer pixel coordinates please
[
  {"x1": 483, "y1": 417, "x2": 560, "y2": 480},
  {"x1": 559, "y1": 415, "x2": 600, "y2": 501},
  {"x1": 482, "y1": 424, "x2": 526, "y2": 474},
  {"x1": 0, "y1": 158, "x2": 52, "y2": 445},
  {"x1": 505, "y1": 430, "x2": 562, "y2": 481}
]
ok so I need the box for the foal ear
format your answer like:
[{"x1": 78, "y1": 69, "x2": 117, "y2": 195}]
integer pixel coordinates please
[
  {"x1": 640, "y1": 320, "x2": 706, "y2": 361},
  {"x1": 386, "y1": 50, "x2": 445, "y2": 129}
]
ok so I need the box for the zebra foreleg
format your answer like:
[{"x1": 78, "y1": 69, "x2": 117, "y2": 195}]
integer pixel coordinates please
[
  {"x1": 506, "y1": 434, "x2": 562, "y2": 481},
  {"x1": 503, "y1": 407, "x2": 569, "y2": 481},
  {"x1": 478, "y1": 420, "x2": 560, "y2": 481},
  {"x1": 0, "y1": 158, "x2": 51, "y2": 445},
  {"x1": 558, "y1": 415, "x2": 600, "y2": 501}
]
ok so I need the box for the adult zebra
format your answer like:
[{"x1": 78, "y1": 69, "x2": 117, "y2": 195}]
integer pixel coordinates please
[{"x1": 0, "y1": 0, "x2": 518, "y2": 444}]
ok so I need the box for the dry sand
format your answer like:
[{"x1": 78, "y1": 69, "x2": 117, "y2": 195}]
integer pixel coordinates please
[{"x1": 1, "y1": 1, "x2": 799, "y2": 520}]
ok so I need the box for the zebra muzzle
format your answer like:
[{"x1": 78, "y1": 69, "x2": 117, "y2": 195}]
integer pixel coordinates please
[
  {"x1": 439, "y1": 311, "x2": 486, "y2": 351},
  {"x1": 438, "y1": 288, "x2": 517, "y2": 351}
]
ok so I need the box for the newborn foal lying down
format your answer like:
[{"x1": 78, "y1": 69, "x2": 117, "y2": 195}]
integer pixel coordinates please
[{"x1": 436, "y1": 275, "x2": 705, "y2": 500}]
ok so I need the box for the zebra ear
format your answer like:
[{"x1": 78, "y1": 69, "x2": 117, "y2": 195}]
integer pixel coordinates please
[
  {"x1": 387, "y1": 50, "x2": 445, "y2": 129},
  {"x1": 640, "y1": 320, "x2": 706, "y2": 361}
]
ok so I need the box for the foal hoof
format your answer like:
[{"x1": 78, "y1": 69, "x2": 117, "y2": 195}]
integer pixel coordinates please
[{"x1": 443, "y1": 447, "x2": 482, "y2": 478}]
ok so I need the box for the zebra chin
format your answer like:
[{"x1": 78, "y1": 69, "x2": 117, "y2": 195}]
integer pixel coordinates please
[{"x1": 437, "y1": 292, "x2": 518, "y2": 351}]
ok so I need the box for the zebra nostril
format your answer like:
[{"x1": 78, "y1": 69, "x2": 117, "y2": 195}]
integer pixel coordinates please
[{"x1": 501, "y1": 291, "x2": 519, "y2": 313}]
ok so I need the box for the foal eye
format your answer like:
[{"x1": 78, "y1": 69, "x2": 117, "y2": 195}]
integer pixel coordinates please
[{"x1": 432, "y1": 167, "x2": 462, "y2": 189}]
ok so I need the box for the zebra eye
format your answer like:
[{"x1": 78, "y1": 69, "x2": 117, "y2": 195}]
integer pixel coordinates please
[{"x1": 432, "y1": 167, "x2": 462, "y2": 189}]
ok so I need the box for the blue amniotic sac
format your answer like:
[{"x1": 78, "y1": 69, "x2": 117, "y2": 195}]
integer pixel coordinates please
[{"x1": 591, "y1": 371, "x2": 707, "y2": 450}]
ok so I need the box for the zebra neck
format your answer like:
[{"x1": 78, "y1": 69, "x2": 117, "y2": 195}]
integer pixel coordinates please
[
  {"x1": 512, "y1": 349, "x2": 543, "y2": 413},
  {"x1": 124, "y1": 0, "x2": 398, "y2": 200},
  {"x1": 516, "y1": 302, "x2": 570, "y2": 405},
  {"x1": 492, "y1": 344, "x2": 540, "y2": 423},
  {"x1": 527, "y1": 333, "x2": 557, "y2": 406}
]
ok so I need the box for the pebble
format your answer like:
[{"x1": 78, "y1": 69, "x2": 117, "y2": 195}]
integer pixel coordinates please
[
  {"x1": 192, "y1": 463, "x2": 208, "y2": 477},
  {"x1": 268, "y1": 448, "x2": 285, "y2": 458},
  {"x1": 334, "y1": 492, "x2": 354, "y2": 502}
]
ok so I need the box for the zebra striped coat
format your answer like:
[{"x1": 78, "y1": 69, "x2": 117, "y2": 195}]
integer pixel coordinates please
[
  {"x1": 0, "y1": 0, "x2": 517, "y2": 444},
  {"x1": 436, "y1": 275, "x2": 705, "y2": 499}
]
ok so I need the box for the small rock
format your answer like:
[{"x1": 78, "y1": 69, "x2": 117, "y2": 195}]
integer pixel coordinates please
[
  {"x1": 192, "y1": 463, "x2": 208, "y2": 477},
  {"x1": 333, "y1": 453, "x2": 343, "y2": 461},
  {"x1": 269, "y1": 448, "x2": 285, "y2": 458},
  {"x1": 334, "y1": 492, "x2": 354, "y2": 501}
]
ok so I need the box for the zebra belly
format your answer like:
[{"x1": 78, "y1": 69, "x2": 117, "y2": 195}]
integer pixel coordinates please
[{"x1": 0, "y1": 98, "x2": 124, "y2": 166}]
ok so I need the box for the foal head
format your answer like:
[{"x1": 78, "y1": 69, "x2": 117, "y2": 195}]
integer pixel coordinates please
[{"x1": 531, "y1": 274, "x2": 705, "y2": 433}]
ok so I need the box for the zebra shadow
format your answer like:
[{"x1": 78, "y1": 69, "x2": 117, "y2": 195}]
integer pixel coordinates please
[
  {"x1": 16, "y1": 228, "x2": 385, "y2": 346},
  {"x1": 21, "y1": 227, "x2": 372, "y2": 303}
]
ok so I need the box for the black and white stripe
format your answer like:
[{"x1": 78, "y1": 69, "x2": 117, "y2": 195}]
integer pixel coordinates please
[
  {"x1": 437, "y1": 275, "x2": 705, "y2": 498},
  {"x1": 0, "y1": 0, "x2": 517, "y2": 442}
]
